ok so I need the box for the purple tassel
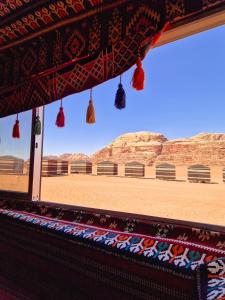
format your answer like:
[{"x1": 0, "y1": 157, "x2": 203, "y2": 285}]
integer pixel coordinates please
[{"x1": 115, "y1": 75, "x2": 126, "y2": 110}]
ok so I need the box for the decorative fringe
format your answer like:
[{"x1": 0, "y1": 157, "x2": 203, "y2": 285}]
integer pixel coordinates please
[
  {"x1": 56, "y1": 99, "x2": 65, "y2": 128},
  {"x1": 131, "y1": 22, "x2": 170, "y2": 92},
  {"x1": 115, "y1": 75, "x2": 126, "y2": 109},
  {"x1": 132, "y1": 57, "x2": 145, "y2": 91},
  {"x1": 86, "y1": 89, "x2": 95, "y2": 124},
  {"x1": 12, "y1": 114, "x2": 20, "y2": 139}
]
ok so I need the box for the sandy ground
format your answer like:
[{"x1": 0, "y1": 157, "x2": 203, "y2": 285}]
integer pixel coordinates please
[
  {"x1": 0, "y1": 174, "x2": 29, "y2": 193},
  {"x1": 41, "y1": 174, "x2": 225, "y2": 226}
]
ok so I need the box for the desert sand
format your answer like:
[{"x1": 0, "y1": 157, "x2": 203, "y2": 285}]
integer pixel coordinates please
[
  {"x1": 41, "y1": 174, "x2": 225, "y2": 226},
  {"x1": 0, "y1": 174, "x2": 29, "y2": 193}
]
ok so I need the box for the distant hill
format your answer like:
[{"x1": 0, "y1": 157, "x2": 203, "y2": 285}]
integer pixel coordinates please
[
  {"x1": 42, "y1": 155, "x2": 58, "y2": 160},
  {"x1": 44, "y1": 132, "x2": 225, "y2": 166},
  {"x1": 43, "y1": 153, "x2": 90, "y2": 161},
  {"x1": 0, "y1": 155, "x2": 23, "y2": 161},
  {"x1": 59, "y1": 153, "x2": 90, "y2": 161}
]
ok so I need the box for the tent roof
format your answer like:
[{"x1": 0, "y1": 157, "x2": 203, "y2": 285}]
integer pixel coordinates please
[{"x1": 0, "y1": 0, "x2": 225, "y2": 117}]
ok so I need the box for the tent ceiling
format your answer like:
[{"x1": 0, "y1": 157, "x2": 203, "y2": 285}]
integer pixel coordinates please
[{"x1": 0, "y1": 0, "x2": 225, "y2": 118}]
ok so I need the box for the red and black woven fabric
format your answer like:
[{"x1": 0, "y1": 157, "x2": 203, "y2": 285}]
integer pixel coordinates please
[
  {"x1": 1, "y1": 0, "x2": 225, "y2": 117},
  {"x1": 0, "y1": 203, "x2": 224, "y2": 300},
  {"x1": 1, "y1": 199, "x2": 224, "y2": 251}
]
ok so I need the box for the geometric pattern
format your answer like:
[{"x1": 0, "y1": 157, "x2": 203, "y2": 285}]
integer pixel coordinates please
[
  {"x1": 0, "y1": 0, "x2": 224, "y2": 47},
  {"x1": 1, "y1": 0, "x2": 225, "y2": 117},
  {"x1": 166, "y1": 0, "x2": 185, "y2": 21},
  {"x1": 0, "y1": 208, "x2": 225, "y2": 275},
  {"x1": 53, "y1": 31, "x2": 63, "y2": 67},
  {"x1": 108, "y1": 8, "x2": 122, "y2": 45},
  {"x1": 198, "y1": 258, "x2": 225, "y2": 300},
  {"x1": 0, "y1": 198, "x2": 224, "y2": 252},
  {"x1": 64, "y1": 29, "x2": 85, "y2": 60},
  {"x1": 21, "y1": 47, "x2": 38, "y2": 76},
  {"x1": 0, "y1": 0, "x2": 33, "y2": 17},
  {"x1": 89, "y1": 16, "x2": 101, "y2": 53}
]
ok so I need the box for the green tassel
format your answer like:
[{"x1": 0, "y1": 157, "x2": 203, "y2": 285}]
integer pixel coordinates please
[{"x1": 34, "y1": 116, "x2": 41, "y2": 135}]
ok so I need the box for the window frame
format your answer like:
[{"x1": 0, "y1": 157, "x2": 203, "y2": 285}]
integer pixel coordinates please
[{"x1": 0, "y1": 109, "x2": 36, "y2": 201}]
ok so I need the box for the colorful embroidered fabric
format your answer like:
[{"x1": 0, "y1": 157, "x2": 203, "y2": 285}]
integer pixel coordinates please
[
  {"x1": 198, "y1": 258, "x2": 225, "y2": 300},
  {"x1": 0, "y1": 199, "x2": 224, "y2": 252},
  {"x1": 1, "y1": 208, "x2": 224, "y2": 277},
  {"x1": 1, "y1": 0, "x2": 225, "y2": 117}
]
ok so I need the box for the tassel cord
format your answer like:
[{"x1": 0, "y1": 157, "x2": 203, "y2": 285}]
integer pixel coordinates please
[{"x1": 86, "y1": 89, "x2": 96, "y2": 124}]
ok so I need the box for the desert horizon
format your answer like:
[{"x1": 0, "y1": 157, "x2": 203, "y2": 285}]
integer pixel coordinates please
[
  {"x1": 1, "y1": 131, "x2": 225, "y2": 226},
  {"x1": 43, "y1": 131, "x2": 225, "y2": 166},
  {"x1": 40, "y1": 131, "x2": 225, "y2": 227},
  {"x1": 41, "y1": 173, "x2": 225, "y2": 226}
]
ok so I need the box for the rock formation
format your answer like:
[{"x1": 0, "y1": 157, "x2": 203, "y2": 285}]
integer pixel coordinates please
[
  {"x1": 156, "y1": 133, "x2": 225, "y2": 166},
  {"x1": 59, "y1": 153, "x2": 90, "y2": 161},
  {"x1": 91, "y1": 132, "x2": 167, "y2": 165},
  {"x1": 44, "y1": 132, "x2": 225, "y2": 167}
]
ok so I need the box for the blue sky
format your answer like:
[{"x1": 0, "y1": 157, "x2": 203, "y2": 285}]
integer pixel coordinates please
[
  {"x1": 39, "y1": 25, "x2": 225, "y2": 155},
  {"x1": 0, "y1": 111, "x2": 32, "y2": 160}
]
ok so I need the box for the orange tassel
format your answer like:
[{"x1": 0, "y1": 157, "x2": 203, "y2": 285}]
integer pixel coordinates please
[
  {"x1": 86, "y1": 89, "x2": 96, "y2": 124},
  {"x1": 132, "y1": 57, "x2": 145, "y2": 91},
  {"x1": 12, "y1": 115, "x2": 20, "y2": 139},
  {"x1": 56, "y1": 99, "x2": 65, "y2": 128}
]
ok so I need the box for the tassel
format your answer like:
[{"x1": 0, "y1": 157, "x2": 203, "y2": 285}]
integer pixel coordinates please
[
  {"x1": 12, "y1": 114, "x2": 20, "y2": 139},
  {"x1": 115, "y1": 75, "x2": 126, "y2": 109},
  {"x1": 131, "y1": 22, "x2": 170, "y2": 92},
  {"x1": 132, "y1": 57, "x2": 145, "y2": 91},
  {"x1": 86, "y1": 89, "x2": 95, "y2": 124},
  {"x1": 151, "y1": 22, "x2": 171, "y2": 48},
  {"x1": 34, "y1": 116, "x2": 41, "y2": 135},
  {"x1": 34, "y1": 108, "x2": 41, "y2": 135},
  {"x1": 56, "y1": 99, "x2": 65, "y2": 128}
]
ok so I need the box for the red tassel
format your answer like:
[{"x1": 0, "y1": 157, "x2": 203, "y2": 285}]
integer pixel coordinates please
[
  {"x1": 152, "y1": 22, "x2": 171, "y2": 48},
  {"x1": 12, "y1": 115, "x2": 20, "y2": 139},
  {"x1": 56, "y1": 99, "x2": 65, "y2": 128},
  {"x1": 132, "y1": 57, "x2": 145, "y2": 91}
]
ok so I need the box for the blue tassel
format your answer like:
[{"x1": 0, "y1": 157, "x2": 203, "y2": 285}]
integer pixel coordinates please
[{"x1": 115, "y1": 75, "x2": 126, "y2": 110}]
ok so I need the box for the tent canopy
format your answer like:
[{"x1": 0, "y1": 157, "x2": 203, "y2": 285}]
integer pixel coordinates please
[{"x1": 0, "y1": 0, "x2": 224, "y2": 117}]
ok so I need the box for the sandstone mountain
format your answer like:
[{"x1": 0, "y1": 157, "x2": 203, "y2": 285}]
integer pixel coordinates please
[
  {"x1": 91, "y1": 132, "x2": 167, "y2": 165},
  {"x1": 156, "y1": 133, "x2": 225, "y2": 166},
  {"x1": 44, "y1": 132, "x2": 225, "y2": 166}
]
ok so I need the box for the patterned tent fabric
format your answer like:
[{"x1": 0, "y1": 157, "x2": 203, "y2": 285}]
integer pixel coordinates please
[{"x1": 0, "y1": 0, "x2": 225, "y2": 117}]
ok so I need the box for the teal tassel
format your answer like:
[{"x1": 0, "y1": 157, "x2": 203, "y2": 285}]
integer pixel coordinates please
[{"x1": 34, "y1": 116, "x2": 41, "y2": 135}]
